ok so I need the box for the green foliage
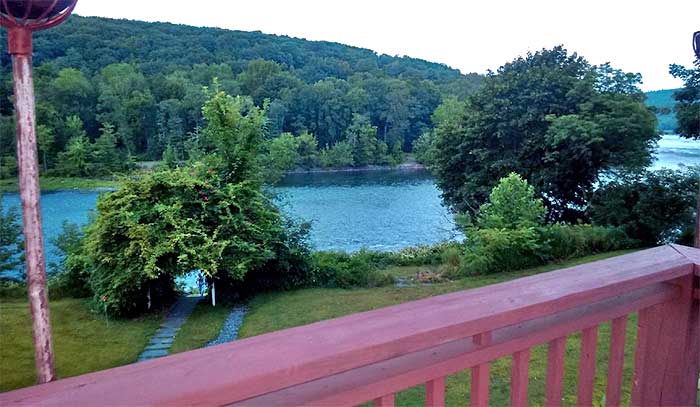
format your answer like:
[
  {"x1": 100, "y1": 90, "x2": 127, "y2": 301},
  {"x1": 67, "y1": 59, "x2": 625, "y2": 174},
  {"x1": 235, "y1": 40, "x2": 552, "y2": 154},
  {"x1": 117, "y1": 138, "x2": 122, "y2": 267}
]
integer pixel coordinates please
[
  {"x1": 589, "y1": 169, "x2": 699, "y2": 245},
  {"x1": 48, "y1": 222, "x2": 91, "y2": 298},
  {"x1": 55, "y1": 116, "x2": 91, "y2": 177},
  {"x1": 80, "y1": 90, "x2": 313, "y2": 316},
  {"x1": 260, "y1": 132, "x2": 300, "y2": 183},
  {"x1": 541, "y1": 224, "x2": 632, "y2": 261},
  {"x1": 432, "y1": 46, "x2": 658, "y2": 222},
  {"x1": 669, "y1": 58, "x2": 700, "y2": 139},
  {"x1": 312, "y1": 250, "x2": 394, "y2": 288},
  {"x1": 296, "y1": 131, "x2": 319, "y2": 168},
  {"x1": 456, "y1": 174, "x2": 633, "y2": 276},
  {"x1": 0, "y1": 15, "x2": 484, "y2": 168},
  {"x1": 319, "y1": 141, "x2": 354, "y2": 168},
  {"x1": 91, "y1": 123, "x2": 129, "y2": 175},
  {"x1": 0, "y1": 196, "x2": 22, "y2": 278},
  {"x1": 475, "y1": 173, "x2": 546, "y2": 229}
]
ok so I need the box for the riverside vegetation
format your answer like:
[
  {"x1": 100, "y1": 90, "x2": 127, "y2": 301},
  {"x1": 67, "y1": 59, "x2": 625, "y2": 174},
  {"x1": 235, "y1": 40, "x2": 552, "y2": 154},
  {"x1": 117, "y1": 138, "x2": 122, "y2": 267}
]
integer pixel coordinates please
[{"x1": 1, "y1": 28, "x2": 698, "y2": 396}]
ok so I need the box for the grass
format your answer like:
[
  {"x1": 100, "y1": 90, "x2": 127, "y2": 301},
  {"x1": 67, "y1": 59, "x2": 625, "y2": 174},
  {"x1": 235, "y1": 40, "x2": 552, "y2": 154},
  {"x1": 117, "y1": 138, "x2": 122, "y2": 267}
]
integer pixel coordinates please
[
  {"x1": 238, "y1": 250, "x2": 640, "y2": 407},
  {"x1": 0, "y1": 177, "x2": 120, "y2": 192},
  {"x1": 170, "y1": 301, "x2": 233, "y2": 354},
  {"x1": 0, "y1": 298, "x2": 162, "y2": 392}
]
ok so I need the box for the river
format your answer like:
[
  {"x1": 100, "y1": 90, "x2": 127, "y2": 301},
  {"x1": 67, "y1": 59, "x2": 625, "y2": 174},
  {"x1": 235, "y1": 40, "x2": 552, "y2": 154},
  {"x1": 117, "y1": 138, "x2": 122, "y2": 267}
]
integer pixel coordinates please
[{"x1": 1, "y1": 134, "x2": 698, "y2": 279}]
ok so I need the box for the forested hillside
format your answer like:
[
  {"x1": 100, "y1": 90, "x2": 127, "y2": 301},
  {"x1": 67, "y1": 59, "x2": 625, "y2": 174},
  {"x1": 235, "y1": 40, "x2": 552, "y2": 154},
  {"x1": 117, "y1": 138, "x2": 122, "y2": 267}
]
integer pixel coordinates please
[
  {"x1": 645, "y1": 88, "x2": 679, "y2": 133},
  {"x1": 0, "y1": 15, "x2": 483, "y2": 176}
]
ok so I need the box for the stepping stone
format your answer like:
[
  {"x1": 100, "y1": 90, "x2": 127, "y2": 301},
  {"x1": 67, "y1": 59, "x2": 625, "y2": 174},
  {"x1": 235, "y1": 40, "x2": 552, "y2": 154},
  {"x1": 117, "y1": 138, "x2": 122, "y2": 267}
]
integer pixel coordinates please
[
  {"x1": 143, "y1": 343, "x2": 171, "y2": 351},
  {"x1": 138, "y1": 349, "x2": 168, "y2": 360},
  {"x1": 137, "y1": 296, "x2": 202, "y2": 363}
]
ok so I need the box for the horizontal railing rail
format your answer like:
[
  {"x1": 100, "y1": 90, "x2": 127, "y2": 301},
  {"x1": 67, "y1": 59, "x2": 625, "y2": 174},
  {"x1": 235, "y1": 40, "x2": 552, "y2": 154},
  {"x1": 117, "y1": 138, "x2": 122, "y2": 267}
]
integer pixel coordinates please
[{"x1": 1, "y1": 244, "x2": 699, "y2": 406}]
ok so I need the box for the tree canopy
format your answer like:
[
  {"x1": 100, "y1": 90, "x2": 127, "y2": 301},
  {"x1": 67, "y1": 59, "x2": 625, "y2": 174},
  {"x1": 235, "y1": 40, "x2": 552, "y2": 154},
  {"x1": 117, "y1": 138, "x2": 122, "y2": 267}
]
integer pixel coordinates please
[
  {"x1": 0, "y1": 15, "x2": 483, "y2": 176},
  {"x1": 670, "y1": 57, "x2": 700, "y2": 139},
  {"x1": 431, "y1": 46, "x2": 658, "y2": 222}
]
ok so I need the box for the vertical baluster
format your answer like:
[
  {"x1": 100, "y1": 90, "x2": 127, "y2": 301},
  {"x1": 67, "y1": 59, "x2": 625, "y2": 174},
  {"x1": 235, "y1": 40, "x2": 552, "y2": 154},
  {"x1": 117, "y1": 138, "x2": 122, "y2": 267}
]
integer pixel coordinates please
[
  {"x1": 632, "y1": 274, "x2": 696, "y2": 406},
  {"x1": 374, "y1": 393, "x2": 395, "y2": 407},
  {"x1": 605, "y1": 316, "x2": 627, "y2": 407},
  {"x1": 546, "y1": 336, "x2": 567, "y2": 407},
  {"x1": 426, "y1": 377, "x2": 445, "y2": 407},
  {"x1": 577, "y1": 326, "x2": 598, "y2": 406},
  {"x1": 510, "y1": 349, "x2": 530, "y2": 407},
  {"x1": 471, "y1": 332, "x2": 491, "y2": 407}
]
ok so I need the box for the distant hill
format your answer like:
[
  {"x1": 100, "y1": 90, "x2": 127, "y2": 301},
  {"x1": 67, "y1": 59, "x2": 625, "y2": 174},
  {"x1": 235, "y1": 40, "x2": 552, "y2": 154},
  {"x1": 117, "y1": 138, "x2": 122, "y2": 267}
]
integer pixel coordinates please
[
  {"x1": 0, "y1": 15, "x2": 484, "y2": 160},
  {"x1": 645, "y1": 89, "x2": 679, "y2": 133}
]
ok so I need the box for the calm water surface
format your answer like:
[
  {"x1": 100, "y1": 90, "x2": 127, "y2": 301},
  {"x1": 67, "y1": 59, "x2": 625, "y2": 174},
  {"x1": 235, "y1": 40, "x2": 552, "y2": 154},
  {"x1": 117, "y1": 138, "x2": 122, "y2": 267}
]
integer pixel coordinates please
[{"x1": 1, "y1": 134, "x2": 698, "y2": 278}]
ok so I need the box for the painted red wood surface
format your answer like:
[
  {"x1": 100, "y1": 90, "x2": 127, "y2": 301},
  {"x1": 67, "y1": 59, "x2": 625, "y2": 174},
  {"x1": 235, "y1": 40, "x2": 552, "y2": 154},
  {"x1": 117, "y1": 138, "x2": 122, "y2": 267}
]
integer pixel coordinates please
[
  {"x1": 604, "y1": 316, "x2": 627, "y2": 407},
  {"x1": 470, "y1": 332, "x2": 491, "y2": 407},
  {"x1": 425, "y1": 377, "x2": 445, "y2": 407},
  {"x1": 1, "y1": 245, "x2": 698, "y2": 407},
  {"x1": 234, "y1": 284, "x2": 676, "y2": 406},
  {"x1": 545, "y1": 337, "x2": 566, "y2": 407},
  {"x1": 577, "y1": 326, "x2": 598, "y2": 406},
  {"x1": 510, "y1": 349, "x2": 530, "y2": 407}
]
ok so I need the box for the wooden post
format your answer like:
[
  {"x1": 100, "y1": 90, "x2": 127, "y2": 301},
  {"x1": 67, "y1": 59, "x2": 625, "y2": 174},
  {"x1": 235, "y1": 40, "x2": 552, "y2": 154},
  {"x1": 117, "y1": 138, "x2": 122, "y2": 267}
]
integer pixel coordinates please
[{"x1": 631, "y1": 274, "x2": 697, "y2": 406}]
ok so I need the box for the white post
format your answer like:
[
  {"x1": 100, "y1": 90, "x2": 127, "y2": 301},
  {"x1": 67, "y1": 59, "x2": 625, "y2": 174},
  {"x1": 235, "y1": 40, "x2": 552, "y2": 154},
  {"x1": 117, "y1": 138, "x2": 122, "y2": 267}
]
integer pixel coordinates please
[
  {"x1": 147, "y1": 287, "x2": 151, "y2": 310},
  {"x1": 211, "y1": 281, "x2": 216, "y2": 307}
]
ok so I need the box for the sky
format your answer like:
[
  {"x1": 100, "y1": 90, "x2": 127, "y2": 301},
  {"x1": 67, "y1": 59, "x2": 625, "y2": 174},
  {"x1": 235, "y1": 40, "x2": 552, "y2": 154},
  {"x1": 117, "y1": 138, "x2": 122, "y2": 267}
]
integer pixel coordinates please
[{"x1": 74, "y1": 0, "x2": 700, "y2": 91}]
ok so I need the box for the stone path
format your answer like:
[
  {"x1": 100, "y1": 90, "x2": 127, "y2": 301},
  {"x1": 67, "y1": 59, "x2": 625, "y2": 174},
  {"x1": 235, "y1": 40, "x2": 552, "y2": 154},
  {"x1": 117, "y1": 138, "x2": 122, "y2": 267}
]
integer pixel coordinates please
[
  {"x1": 205, "y1": 305, "x2": 248, "y2": 347},
  {"x1": 137, "y1": 296, "x2": 201, "y2": 362}
]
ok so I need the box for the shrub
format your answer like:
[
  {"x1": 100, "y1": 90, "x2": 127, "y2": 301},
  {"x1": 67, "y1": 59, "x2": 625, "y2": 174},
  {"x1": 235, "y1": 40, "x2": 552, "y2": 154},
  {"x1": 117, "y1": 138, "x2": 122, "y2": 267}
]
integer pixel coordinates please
[
  {"x1": 589, "y1": 169, "x2": 698, "y2": 245},
  {"x1": 462, "y1": 227, "x2": 545, "y2": 275},
  {"x1": 541, "y1": 224, "x2": 634, "y2": 261},
  {"x1": 386, "y1": 241, "x2": 462, "y2": 266},
  {"x1": 312, "y1": 250, "x2": 394, "y2": 288},
  {"x1": 47, "y1": 222, "x2": 91, "y2": 298}
]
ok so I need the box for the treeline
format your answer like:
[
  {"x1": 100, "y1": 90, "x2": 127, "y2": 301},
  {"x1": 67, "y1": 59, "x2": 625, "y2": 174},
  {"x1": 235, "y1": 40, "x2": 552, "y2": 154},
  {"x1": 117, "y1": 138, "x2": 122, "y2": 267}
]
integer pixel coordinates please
[{"x1": 0, "y1": 15, "x2": 483, "y2": 177}]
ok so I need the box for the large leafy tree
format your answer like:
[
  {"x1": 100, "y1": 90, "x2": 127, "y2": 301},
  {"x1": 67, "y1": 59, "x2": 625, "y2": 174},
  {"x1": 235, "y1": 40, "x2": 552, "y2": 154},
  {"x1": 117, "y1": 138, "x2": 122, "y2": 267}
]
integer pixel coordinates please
[
  {"x1": 433, "y1": 46, "x2": 658, "y2": 221},
  {"x1": 669, "y1": 58, "x2": 700, "y2": 139},
  {"x1": 84, "y1": 90, "x2": 311, "y2": 316}
]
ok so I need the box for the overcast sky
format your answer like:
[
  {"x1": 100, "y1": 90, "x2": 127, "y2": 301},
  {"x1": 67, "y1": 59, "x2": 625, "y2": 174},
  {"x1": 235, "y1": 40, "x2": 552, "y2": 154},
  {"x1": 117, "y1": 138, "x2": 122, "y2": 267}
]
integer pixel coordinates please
[{"x1": 74, "y1": 0, "x2": 699, "y2": 91}]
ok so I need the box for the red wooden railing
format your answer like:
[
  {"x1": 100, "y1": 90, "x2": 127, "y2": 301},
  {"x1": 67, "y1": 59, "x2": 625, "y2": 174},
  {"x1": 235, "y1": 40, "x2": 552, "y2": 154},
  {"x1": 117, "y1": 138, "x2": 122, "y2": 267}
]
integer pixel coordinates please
[{"x1": 2, "y1": 245, "x2": 699, "y2": 406}]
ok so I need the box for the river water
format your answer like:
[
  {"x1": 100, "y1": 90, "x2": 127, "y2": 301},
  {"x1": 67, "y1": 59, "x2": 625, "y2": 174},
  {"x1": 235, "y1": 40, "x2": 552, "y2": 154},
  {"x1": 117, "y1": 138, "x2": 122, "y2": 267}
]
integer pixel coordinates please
[{"x1": 1, "y1": 134, "x2": 698, "y2": 279}]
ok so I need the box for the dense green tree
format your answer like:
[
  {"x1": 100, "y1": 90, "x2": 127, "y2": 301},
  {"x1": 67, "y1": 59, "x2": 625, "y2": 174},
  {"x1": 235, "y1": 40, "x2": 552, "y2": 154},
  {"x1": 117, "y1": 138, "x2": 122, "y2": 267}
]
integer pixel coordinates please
[
  {"x1": 319, "y1": 141, "x2": 354, "y2": 168},
  {"x1": 669, "y1": 58, "x2": 700, "y2": 139},
  {"x1": 296, "y1": 131, "x2": 319, "y2": 168},
  {"x1": 261, "y1": 132, "x2": 300, "y2": 183},
  {"x1": 433, "y1": 47, "x2": 658, "y2": 221},
  {"x1": 36, "y1": 124, "x2": 55, "y2": 173},
  {"x1": 91, "y1": 123, "x2": 126, "y2": 175},
  {"x1": 95, "y1": 63, "x2": 155, "y2": 156},
  {"x1": 55, "y1": 116, "x2": 90, "y2": 177},
  {"x1": 84, "y1": 91, "x2": 312, "y2": 316},
  {"x1": 346, "y1": 114, "x2": 381, "y2": 166},
  {"x1": 589, "y1": 169, "x2": 698, "y2": 245}
]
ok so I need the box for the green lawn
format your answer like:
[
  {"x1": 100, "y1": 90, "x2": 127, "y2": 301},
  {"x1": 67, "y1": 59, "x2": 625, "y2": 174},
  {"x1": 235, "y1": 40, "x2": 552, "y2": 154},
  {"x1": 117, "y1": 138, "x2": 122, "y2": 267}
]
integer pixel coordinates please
[
  {"x1": 0, "y1": 298, "x2": 162, "y2": 392},
  {"x1": 0, "y1": 177, "x2": 120, "y2": 192},
  {"x1": 239, "y1": 250, "x2": 640, "y2": 406},
  {"x1": 170, "y1": 301, "x2": 233, "y2": 354}
]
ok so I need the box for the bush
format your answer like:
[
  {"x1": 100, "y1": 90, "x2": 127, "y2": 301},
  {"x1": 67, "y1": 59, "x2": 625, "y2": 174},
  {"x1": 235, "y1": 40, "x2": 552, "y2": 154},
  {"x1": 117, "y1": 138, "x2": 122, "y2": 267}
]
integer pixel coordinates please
[
  {"x1": 47, "y1": 222, "x2": 92, "y2": 298},
  {"x1": 312, "y1": 250, "x2": 394, "y2": 288},
  {"x1": 385, "y1": 241, "x2": 462, "y2": 266},
  {"x1": 461, "y1": 227, "x2": 545, "y2": 275},
  {"x1": 541, "y1": 224, "x2": 634, "y2": 261},
  {"x1": 0, "y1": 281, "x2": 25, "y2": 299},
  {"x1": 589, "y1": 169, "x2": 698, "y2": 245}
]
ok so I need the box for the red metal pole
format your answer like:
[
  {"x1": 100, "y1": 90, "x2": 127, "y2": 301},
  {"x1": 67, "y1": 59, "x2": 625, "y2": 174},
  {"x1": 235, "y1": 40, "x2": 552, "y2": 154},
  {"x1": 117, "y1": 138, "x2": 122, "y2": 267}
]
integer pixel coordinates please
[{"x1": 9, "y1": 26, "x2": 56, "y2": 384}]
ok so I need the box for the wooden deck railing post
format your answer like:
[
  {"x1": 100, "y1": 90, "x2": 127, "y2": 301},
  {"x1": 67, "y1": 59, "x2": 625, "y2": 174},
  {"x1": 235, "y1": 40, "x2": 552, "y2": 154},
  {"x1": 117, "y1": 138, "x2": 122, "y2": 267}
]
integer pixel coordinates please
[{"x1": 631, "y1": 274, "x2": 698, "y2": 406}]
